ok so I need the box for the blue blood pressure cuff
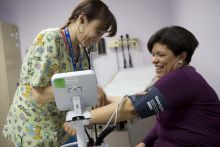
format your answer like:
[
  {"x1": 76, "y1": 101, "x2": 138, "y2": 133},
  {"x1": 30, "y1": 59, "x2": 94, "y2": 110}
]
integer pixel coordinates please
[{"x1": 128, "y1": 86, "x2": 168, "y2": 119}]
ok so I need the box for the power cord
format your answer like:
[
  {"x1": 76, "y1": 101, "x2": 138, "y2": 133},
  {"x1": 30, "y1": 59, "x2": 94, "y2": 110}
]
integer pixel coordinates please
[
  {"x1": 84, "y1": 126, "x2": 94, "y2": 146},
  {"x1": 95, "y1": 96, "x2": 128, "y2": 145}
]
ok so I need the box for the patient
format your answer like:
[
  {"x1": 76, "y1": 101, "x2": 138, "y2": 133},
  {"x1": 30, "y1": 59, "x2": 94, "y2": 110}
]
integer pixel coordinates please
[{"x1": 64, "y1": 26, "x2": 220, "y2": 147}]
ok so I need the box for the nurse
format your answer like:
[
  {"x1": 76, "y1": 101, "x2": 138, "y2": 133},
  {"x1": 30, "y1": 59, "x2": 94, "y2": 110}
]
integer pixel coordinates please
[{"x1": 3, "y1": 0, "x2": 117, "y2": 146}]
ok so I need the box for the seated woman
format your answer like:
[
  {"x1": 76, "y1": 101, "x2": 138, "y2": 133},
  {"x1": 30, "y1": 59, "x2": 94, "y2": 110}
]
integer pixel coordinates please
[{"x1": 65, "y1": 26, "x2": 220, "y2": 147}]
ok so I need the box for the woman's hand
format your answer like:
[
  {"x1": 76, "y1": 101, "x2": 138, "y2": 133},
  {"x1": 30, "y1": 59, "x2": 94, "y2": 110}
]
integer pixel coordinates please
[
  {"x1": 97, "y1": 86, "x2": 110, "y2": 107},
  {"x1": 31, "y1": 86, "x2": 55, "y2": 105},
  {"x1": 63, "y1": 122, "x2": 76, "y2": 136},
  {"x1": 135, "y1": 142, "x2": 146, "y2": 147}
]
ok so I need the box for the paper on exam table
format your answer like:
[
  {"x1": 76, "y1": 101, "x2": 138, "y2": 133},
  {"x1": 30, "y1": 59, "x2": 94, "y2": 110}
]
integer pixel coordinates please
[{"x1": 104, "y1": 65, "x2": 155, "y2": 97}]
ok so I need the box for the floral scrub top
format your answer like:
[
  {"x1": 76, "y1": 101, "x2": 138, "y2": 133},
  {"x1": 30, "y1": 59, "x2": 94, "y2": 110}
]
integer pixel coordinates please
[{"x1": 3, "y1": 28, "x2": 90, "y2": 147}]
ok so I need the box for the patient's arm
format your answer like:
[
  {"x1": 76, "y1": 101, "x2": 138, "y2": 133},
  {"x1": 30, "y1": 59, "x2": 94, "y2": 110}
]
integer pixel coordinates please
[
  {"x1": 63, "y1": 97, "x2": 137, "y2": 136},
  {"x1": 70, "y1": 77, "x2": 159, "y2": 125},
  {"x1": 107, "y1": 95, "x2": 123, "y2": 103},
  {"x1": 90, "y1": 97, "x2": 138, "y2": 124}
]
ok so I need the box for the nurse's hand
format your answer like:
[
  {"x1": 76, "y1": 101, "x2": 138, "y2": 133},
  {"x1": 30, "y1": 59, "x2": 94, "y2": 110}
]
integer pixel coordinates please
[
  {"x1": 97, "y1": 86, "x2": 110, "y2": 107},
  {"x1": 63, "y1": 122, "x2": 76, "y2": 136},
  {"x1": 135, "y1": 142, "x2": 146, "y2": 147}
]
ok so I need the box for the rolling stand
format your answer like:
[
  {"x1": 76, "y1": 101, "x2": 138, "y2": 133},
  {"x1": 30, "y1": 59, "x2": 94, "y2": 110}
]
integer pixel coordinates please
[{"x1": 63, "y1": 93, "x2": 112, "y2": 147}]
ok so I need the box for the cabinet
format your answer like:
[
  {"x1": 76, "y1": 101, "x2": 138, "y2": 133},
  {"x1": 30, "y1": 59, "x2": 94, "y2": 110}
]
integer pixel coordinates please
[{"x1": 0, "y1": 21, "x2": 22, "y2": 147}]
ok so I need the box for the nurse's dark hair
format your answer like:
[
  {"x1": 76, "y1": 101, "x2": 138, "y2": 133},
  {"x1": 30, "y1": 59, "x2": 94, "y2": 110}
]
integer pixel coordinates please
[
  {"x1": 62, "y1": 0, "x2": 117, "y2": 37},
  {"x1": 147, "y1": 26, "x2": 199, "y2": 64}
]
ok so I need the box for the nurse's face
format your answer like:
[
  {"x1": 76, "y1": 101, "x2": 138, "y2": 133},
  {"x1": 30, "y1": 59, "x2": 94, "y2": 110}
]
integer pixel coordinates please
[
  {"x1": 151, "y1": 43, "x2": 181, "y2": 78},
  {"x1": 78, "y1": 18, "x2": 106, "y2": 48}
]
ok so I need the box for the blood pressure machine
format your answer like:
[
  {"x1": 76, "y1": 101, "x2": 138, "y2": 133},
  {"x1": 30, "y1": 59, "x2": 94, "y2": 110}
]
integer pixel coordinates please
[{"x1": 51, "y1": 70, "x2": 111, "y2": 147}]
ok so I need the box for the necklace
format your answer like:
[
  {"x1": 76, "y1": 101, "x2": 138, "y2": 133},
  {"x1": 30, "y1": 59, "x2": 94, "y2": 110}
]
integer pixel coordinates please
[{"x1": 63, "y1": 27, "x2": 82, "y2": 71}]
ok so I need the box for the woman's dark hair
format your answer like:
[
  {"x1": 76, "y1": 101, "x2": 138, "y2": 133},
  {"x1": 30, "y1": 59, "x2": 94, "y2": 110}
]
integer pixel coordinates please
[
  {"x1": 147, "y1": 26, "x2": 199, "y2": 64},
  {"x1": 62, "y1": 0, "x2": 117, "y2": 37}
]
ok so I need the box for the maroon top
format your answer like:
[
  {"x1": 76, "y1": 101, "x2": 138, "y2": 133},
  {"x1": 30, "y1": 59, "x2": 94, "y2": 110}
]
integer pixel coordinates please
[{"x1": 143, "y1": 66, "x2": 220, "y2": 147}]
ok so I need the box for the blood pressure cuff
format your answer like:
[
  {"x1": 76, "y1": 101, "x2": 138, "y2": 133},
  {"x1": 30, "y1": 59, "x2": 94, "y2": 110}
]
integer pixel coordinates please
[{"x1": 128, "y1": 86, "x2": 168, "y2": 119}]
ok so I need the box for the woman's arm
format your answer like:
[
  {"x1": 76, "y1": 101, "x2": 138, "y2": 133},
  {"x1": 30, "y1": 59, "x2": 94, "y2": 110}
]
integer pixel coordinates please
[
  {"x1": 90, "y1": 97, "x2": 138, "y2": 124},
  {"x1": 31, "y1": 86, "x2": 55, "y2": 105},
  {"x1": 63, "y1": 97, "x2": 138, "y2": 135}
]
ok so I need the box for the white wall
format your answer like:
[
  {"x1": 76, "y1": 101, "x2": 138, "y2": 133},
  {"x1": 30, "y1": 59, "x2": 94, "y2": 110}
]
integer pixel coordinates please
[
  {"x1": 170, "y1": 0, "x2": 220, "y2": 96},
  {"x1": 0, "y1": 0, "x2": 219, "y2": 96},
  {"x1": 0, "y1": 0, "x2": 78, "y2": 57}
]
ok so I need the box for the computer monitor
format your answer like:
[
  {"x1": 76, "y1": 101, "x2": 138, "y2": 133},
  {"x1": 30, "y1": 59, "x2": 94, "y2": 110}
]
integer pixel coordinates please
[{"x1": 51, "y1": 70, "x2": 98, "y2": 111}]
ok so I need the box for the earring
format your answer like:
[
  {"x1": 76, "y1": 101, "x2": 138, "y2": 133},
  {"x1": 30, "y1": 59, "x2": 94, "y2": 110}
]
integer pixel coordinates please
[
  {"x1": 178, "y1": 60, "x2": 183, "y2": 64},
  {"x1": 78, "y1": 24, "x2": 85, "y2": 33}
]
